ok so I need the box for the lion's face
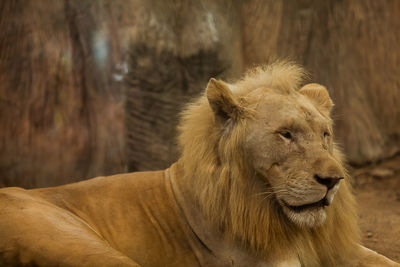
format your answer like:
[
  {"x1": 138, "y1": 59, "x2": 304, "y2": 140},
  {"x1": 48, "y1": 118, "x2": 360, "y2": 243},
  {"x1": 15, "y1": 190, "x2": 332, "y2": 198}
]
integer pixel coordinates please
[{"x1": 244, "y1": 85, "x2": 344, "y2": 227}]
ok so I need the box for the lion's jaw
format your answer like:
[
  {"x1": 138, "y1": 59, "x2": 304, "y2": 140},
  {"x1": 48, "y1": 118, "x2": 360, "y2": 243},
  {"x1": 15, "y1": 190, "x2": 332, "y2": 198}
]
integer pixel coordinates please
[
  {"x1": 257, "y1": 162, "x2": 343, "y2": 228},
  {"x1": 280, "y1": 182, "x2": 341, "y2": 228},
  {"x1": 245, "y1": 89, "x2": 345, "y2": 228}
]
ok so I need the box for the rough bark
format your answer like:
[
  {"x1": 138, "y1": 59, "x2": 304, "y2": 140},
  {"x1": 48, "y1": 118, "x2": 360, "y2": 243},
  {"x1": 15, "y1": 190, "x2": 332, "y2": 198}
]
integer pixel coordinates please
[
  {"x1": 0, "y1": 0, "x2": 128, "y2": 187},
  {"x1": 125, "y1": 1, "x2": 242, "y2": 171}
]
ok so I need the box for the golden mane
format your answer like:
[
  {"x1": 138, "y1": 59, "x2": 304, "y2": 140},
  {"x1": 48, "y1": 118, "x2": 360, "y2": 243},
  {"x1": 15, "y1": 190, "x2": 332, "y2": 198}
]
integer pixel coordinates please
[{"x1": 177, "y1": 62, "x2": 360, "y2": 266}]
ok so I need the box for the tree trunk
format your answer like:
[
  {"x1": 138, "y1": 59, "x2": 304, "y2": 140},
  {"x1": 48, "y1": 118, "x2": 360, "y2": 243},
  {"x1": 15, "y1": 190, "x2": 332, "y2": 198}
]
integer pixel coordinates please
[
  {"x1": 0, "y1": 0, "x2": 129, "y2": 187},
  {"x1": 125, "y1": 0, "x2": 242, "y2": 171}
]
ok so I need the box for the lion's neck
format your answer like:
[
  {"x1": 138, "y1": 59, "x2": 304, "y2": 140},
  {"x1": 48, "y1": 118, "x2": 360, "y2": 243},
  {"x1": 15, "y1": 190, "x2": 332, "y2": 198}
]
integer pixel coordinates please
[{"x1": 169, "y1": 161, "x2": 301, "y2": 266}]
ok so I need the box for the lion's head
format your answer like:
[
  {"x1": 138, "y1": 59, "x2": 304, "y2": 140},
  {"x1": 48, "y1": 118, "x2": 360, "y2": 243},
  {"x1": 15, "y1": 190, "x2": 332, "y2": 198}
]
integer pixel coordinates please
[
  {"x1": 178, "y1": 62, "x2": 359, "y2": 265},
  {"x1": 244, "y1": 81, "x2": 344, "y2": 228}
]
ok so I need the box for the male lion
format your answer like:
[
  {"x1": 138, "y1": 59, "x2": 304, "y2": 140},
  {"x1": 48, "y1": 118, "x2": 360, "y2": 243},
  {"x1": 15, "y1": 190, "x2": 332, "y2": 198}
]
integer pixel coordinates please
[{"x1": 0, "y1": 63, "x2": 398, "y2": 266}]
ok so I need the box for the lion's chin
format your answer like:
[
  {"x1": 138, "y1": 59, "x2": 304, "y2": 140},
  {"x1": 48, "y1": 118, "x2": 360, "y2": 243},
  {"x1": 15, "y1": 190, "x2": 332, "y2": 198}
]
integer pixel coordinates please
[{"x1": 281, "y1": 202, "x2": 327, "y2": 228}]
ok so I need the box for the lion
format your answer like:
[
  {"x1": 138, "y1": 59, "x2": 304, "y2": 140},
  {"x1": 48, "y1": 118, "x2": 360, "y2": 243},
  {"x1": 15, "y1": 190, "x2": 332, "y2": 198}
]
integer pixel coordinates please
[{"x1": 0, "y1": 62, "x2": 398, "y2": 266}]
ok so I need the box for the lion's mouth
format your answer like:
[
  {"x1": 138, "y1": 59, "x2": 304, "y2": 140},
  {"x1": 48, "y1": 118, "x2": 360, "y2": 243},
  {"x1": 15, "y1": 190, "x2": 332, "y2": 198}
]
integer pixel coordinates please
[{"x1": 282, "y1": 197, "x2": 329, "y2": 212}]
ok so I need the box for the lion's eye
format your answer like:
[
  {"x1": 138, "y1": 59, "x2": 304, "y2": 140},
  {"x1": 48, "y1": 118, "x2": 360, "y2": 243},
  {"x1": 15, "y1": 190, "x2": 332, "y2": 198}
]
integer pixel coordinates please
[
  {"x1": 324, "y1": 131, "x2": 330, "y2": 138},
  {"x1": 280, "y1": 131, "x2": 292, "y2": 140}
]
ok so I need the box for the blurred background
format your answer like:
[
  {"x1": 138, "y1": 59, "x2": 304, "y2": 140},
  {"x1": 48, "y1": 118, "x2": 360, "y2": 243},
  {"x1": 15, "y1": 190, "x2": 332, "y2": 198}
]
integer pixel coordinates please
[{"x1": 0, "y1": 0, "x2": 399, "y2": 260}]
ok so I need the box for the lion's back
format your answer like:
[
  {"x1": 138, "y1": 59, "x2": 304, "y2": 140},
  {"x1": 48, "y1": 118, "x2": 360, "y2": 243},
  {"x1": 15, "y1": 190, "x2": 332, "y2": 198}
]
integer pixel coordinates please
[{"x1": 0, "y1": 168, "x2": 203, "y2": 266}]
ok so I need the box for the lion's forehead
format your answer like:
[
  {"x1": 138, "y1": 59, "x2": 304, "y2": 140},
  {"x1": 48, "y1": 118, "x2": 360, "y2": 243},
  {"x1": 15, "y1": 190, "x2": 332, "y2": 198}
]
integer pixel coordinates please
[{"x1": 252, "y1": 92, "x2": 331, "y2": 132}]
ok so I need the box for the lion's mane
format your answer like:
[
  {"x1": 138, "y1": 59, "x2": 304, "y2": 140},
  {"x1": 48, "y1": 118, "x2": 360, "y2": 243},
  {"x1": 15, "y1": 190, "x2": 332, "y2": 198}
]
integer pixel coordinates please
[{"x1": 177, "y1": 62, "x2": 360, "y2": 266}]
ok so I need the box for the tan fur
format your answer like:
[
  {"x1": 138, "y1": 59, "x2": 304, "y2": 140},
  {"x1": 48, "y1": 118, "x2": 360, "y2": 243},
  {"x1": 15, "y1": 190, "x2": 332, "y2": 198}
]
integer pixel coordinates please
[
  {"x1": 178, "y1": 62, "x2": 360, "y2": 266},
  {"x1": 0, "y1": 62, "x2": 398, "y2": 266}
]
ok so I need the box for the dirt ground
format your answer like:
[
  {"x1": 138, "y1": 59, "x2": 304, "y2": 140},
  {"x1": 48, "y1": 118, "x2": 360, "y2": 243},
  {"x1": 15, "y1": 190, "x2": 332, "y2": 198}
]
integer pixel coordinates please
[{"x1": 352, "y1": 155, "x2": 400, "y2": 262}]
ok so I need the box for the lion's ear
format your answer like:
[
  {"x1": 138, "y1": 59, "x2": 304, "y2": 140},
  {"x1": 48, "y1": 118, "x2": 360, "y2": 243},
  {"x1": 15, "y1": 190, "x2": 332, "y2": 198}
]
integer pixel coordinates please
[
  {"x1": 299, "y1": 83, "x2": 334, "y2": 114},
  {"x1": 206, "y1": 78, "x2": 243, "y2": 123}
]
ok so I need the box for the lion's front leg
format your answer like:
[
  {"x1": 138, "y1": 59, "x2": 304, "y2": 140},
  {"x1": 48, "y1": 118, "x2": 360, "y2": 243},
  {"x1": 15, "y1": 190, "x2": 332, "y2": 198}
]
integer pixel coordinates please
[{"x1": 354, "y1": 245, "x2": 399, "y2": 267}]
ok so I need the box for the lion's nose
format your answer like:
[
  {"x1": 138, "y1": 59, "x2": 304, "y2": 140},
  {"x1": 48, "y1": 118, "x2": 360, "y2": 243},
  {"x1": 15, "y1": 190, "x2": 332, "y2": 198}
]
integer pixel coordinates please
[{"x1": 314, "y1": 175, "x2": 343, "y2": 190}]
